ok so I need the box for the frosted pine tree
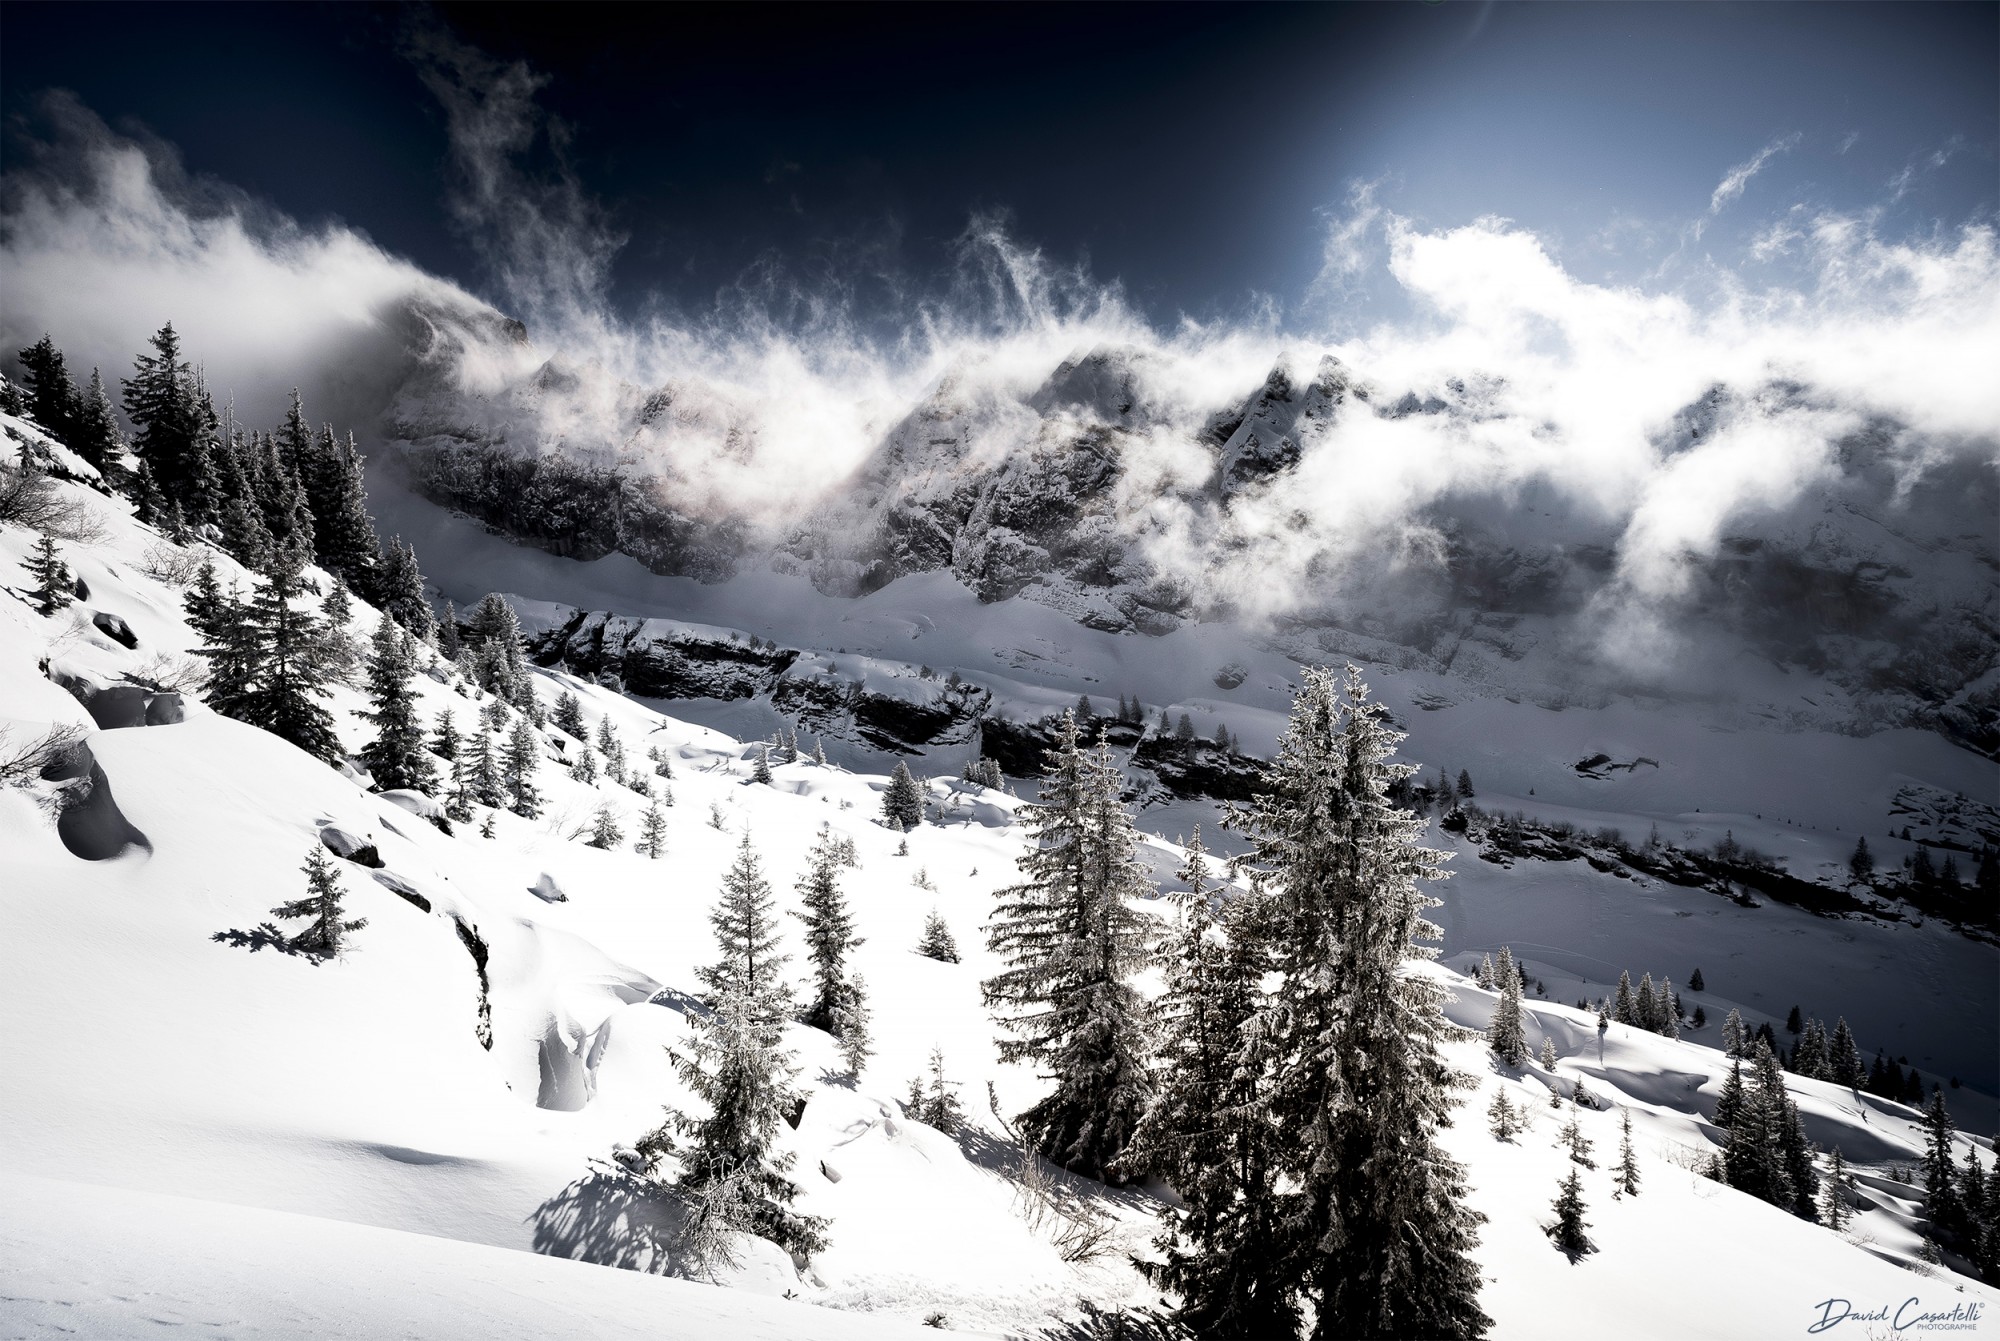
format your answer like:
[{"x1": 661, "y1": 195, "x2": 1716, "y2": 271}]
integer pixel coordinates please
[
  {"x1": 832, "y1": 974, "x2": 873, "y2": 1078},
  {"x1": 1613, "y1": 970, "x2": 1638, "y2": 1025},
  {"x1": 882, "y1": 760, "x2": 925, "y2": 829},
  {"x1": 1125, "y1": 824, "x2": 1292, "y2": 1337},
  {"x1": 20, "y1": 535, "x2": 71, "y2": 615},
  {"x1": 916, "y1": 909, "x2": 960, "y2": 963},
  {"x1": 553, "y1": 691, "x2": 586, "y2": 740},
  {"x1": 1613, "y1": 1108, "x2": 1641, "y2": 1197},
  {"x1": 1654, "y1": 978, "x2": 1680, "y2": 1039},
  {"x1": 792, "y1": 826, "x2": 863, "y2": 1034},
  {"x1": 751, "y1": 746, "x2": 774, "y2": 785},
  {"x1": 982, "y1": 714, "x2": 1156, "y2": 1183},
  {"x1": 1830, "y1": 1018, "x2": 1863, "y2": 1089},
  {"x1": 1540, "y1": 1037, "x2": 1558, "y2": 1070},
  {"x1": 636, "y1": 795, "x2": 668, "y2": 859},
  {"x1": 1721, "y1": 1008, "x2": 1746, "y2": 1057},
  {"x1": 235, "y1": 547, "x2": 342, "y2": 765},
  {"x1": 1547, "y1": 1168, "x2": 1594, "y2": 1260},
  {"x1": 503, "y1": 719, "x2": 541, "y2": 818},
  {"x1": 1226, "y1": 666, "x2": 1488, "y2": 1340},
  {"x1": 466, "y1": 728, "x2": 505, "y2": 810},
  {"x1": 1488, "y1": 1089, "x2": 1521, "y2": 1141},
  {"x1": 644, "y1": 835, "x2": 826, "y2": 1263},
  {"x1": 1820, "y1": 1147, "x2": 1852, "y2": 1229},
  {"x1": 586, "y1": 803, "x2": 622, "y2": 850},
  {"x1": 358, "y1": 612, "x2": 436, "y2": 793},
  {"x1": 1559, "y1": 1094, "x2": 1597, "y2": 1168},
  {"x1": 1488, "y1": 945, "x2": 1526, "y2": 1066},
  {"x1": 431, "y1": 709, "x2": 460, "y2": 763},
  {"x1": 275, "y1": 846, "x2": 366, "y2": 960}
]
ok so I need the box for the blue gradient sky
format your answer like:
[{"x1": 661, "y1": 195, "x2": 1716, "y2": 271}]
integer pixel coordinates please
[{"x1": 3, "y1": 2, "x2": 1993, "y2": 331}]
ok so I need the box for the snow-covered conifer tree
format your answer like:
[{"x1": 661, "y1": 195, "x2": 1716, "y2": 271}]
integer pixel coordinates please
[
  {"x1": 1613, "y1": 1108, "x2": 1641, "y2": 1198},
  {"x1": 233, "y1": 547, "x2": 342, "y2": 765},
  {"x1": 502, "y1": 719, "x2": 541, "y2": 818},
  {"x1": 1613, "y1": 970, "x2": 1637, "y2": 1025},
  {"x1": 1559, "y1": 1095, "x2": 1596, "y2": 1168},
  {"x1": 20, "y1": 535, "x2": 71, "y2": 615},
  {"x1": 792, "y1": 826, "x2": 862, "y2": 1034},
  {"x1": 1548, "y1": 1168, "x2": 1594, "y2": 1260},
  {"x1": 636, "y1": 794, "x2": 668, "y2": 859},
  {"x1": 917, "y1": 909, "x2": 960, "y2": 963},
  {"x1": 1488, "y1": 945, "x2": 1526, "y2": 1066},
  {"x1": 1820, "y1": 1147, "x2": 1852, "y2": 1229},
  {"x1": 833, "y1": 975, "x2": 873, "y2": 1078},
  {"x1": 1540, "y1": 1037, "x2": 1558, "y2": 1070},
  {"x1": 358, "y1": 612, "x2": 436, "y2": 793},
  {"x1": 1223, "y1": 667, "x2": 1489, "y2": 1340},
  {"x1": 881, "y1": 760, "x2": 924, "y2": 829},
  {"x1": 643, "y1": 835, "x2": 826, "y2": 1263},
  {"x1": 586, "y1": 803, "x2": 622, "y2": 850},
  {"x1": 751, "y1": 745, "x2": 773, "y2": 785},
  {"x1": 1488, "y1": 1089, "x2": 1521, "y2": 1141},
  {"x1": 553, "y1": 691, "x2": 585, "y2": 740},
  {"x1": 273, "y1": 846, "x2": 366, "y2": 960},
  {"x1": 982, "y1": 714, "x2": 1155, "y2": 1183}
]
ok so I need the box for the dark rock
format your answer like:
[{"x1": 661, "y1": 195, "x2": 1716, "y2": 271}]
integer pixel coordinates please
[
  {"x1": 91, "y1": 611, "x2": 138, "y2": 649},
  {"x1": 71, "y1": 575, "x2": 90, "y2": 600},
  {"x1": 81, "y1": 685, "x2": 149, "y2": 730},
  {"x1": 318, "y1": 825, "x2": 384, "y2": 869},
  {"x1": 143, "y1": 692, "x2": 185, "y2": 725},
  {"x1": 43, "y1": 742, "x2": 150, "y2": 861},
  {"x1": 1213, "y1": 662, "x2": 1248, "y2": 690},
  {"x1": 373, "y1": 870, "x2": 432, "y2": 913}
]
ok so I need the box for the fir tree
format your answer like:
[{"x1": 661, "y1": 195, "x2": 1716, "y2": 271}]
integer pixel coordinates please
[
  {"x1": 1540, "y1": 1037, "x2": 1558, "y2": 1070},
  {"x1": 73, "y1": 368, "x2": 129, "y2": 487},
  {"x1": 1922, "y1": 1086, "x2": 1962, "y2": 1236},
  {"x1": 910, "y1": 1047, "x2": 966, "y2": 1134},
  {"x1": 1558, "y1": 1094, "x2": 1597, "y2": 1168},
  {"x1": 259, "y1": 412, "x2": 315, "y2": 561},
  {"x1": 751, "y1": 745, "x2": 774, "y2": 785},
  {"x1": 1613, "y1": 1108, "x2": 1641, "y2": 1198},
  {"x1": 1820, "y1": 1147, "x2": 1852, "y2": 1230},
  {"x1": 376, "y1": 537, "x2": 434, "y2": 641},
  {"x1": 431, "y1": 709, "x2": 461, "y2": 762},
  {"x1": 357, "y1": 612, "x2": 437, "y2": 793},
  {"x1": 636, "y1": 794, "x2": 669, "y2": 859},
  {"x1": 1476, "y1": 953, "x2": 1495, "y2": 989},
  {"x1": 1224, "y1": 667, "x2": 1489, "y2": 1340},
  {"x1": 586, "y1": 803, "x2": 623, "y2": 850},
  {"x1": 644, "y1": 835, "x2": 827, "y2": 1263},
  {"x1": 1613, "y1": 970, "x2": 1637, "y2": 1025},
  {"x1": 1848, "y1": 837, "x2": 1875, "y2": 883},
  {"x1": 464, "y1": 592, "x2": 528, "y2": 701},
  {"x1": 1785, "y1": 1004, "x2": 1803, "y2": 1034},
  {"x1": 1125, "y1": 824, "x2": 1291, "y2": 1335},
  {"x1": 16, "y1": 333, "x2": 79, "y2": 446},
  {"x1": 833, "y1": 974, "x2": 874, "y2": 1078},
  {"x1": 19, "y1": 535, "x2": 71, "y2": 615},
  {"x1": 1547, "y1": 1168, "x2": 1595, "y2": 1260},
  {"x1": 570, "y1": 743, "x2": 598, "y2": 785},
  {"x1": 274, "y1": 846, "x2": 367, "y2": 960},
  {"x1": 467, "y1": 728, "x2": 505, "y2": 810},
  {"x1": 1688, "y1": 967, "x2": 1705, "y2": 992},
  {"x1": 303, "y1": 426, "x2": 381, "y2": 593},
  {"x1": 553, "y1": 691, "x2": 585, "y2": 739},
  {"x1": 1456, "y1": 768, "x2": 1475, "y2": 798},
  {"x1": 438, "y1": 599, "x2": 462, "y2": 660},
  {"x1": 792, "y1": 826, "x2": 863, "y2": 1034},
  {"x1": 1488, "y1": 1089, "x2": 1522, "y2": 1141},
  {"x1": 1721, "y1": 1008, "x2": 1746, "y2": 1058},
  {"x1": 503, "y1": 718, "x2": 541, "y2": 818},
  {"x1": 1654, "y1": 978, "x2": 1680, "y2": 1039},
  {"x1": 982, "y1": 714, "x2": 1156, "y2": 1183},
  {"x1": 1176, "y1": 712, "x2": 1196, "y2": 741},
  {"x1": 596, "y1": 716, "x2": 625, "y2": 780},
  {"x1": 222, "y1": 548, "x2": 342, "y2": 764},
  {"x1": 882, "y1": 760, "x2": 924, "y2": 830},
  {"x1": 917, "y1": 909, "x2": 960, "y2": 963},
  {"x1": 1488, "y1": 945, "x2": 1527, "y2": 1066}
]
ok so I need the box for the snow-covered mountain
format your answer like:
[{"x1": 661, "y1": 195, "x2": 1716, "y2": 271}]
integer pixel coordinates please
[
  {"x1": 380, "y1": 331, "x2": 2000, "y2": 756},
  {"x1": 5, "y1": 397, "x2": 1998, "y2": 1337}
]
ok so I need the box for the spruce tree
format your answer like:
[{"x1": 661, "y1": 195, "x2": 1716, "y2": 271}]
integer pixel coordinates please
[
  {"x1": 1559, "y1": 1094, "x2": 1597, "y2": 1168},
  {"x1": 1688, "y1": 967, "x2": 1704, "y2": 992},
  {"x1": 1922, "y1": 1086, "x2": 1962, "y2": 1237},
  {"x1": 586, "y1": 803, "x2": 623, "y2": 850},
  {"x1": 1488, "y1": 945, "x2": 1526, "y2": 1066},
  {"x1": 1547, "y1": 1168, "x2": 1594, "y2": 1260},
  {"x1": 1488, "y1": 1089, "x2": 1521, "y2": 1141},
  {"x1": 751, "y1": 745, "x2": 774, "y2": 785},
  {"x1": 1848, "y1": 837, "x2": 1875, "y2": 883},
  {"x1": 1654, "y1": 978, "x2": 1680, "y2": 1039},
  {"x1": 1540, "y1": 1037, "x2": 1558, "y2": 1070},
  {"x1": 358, "y1": 612, "x2": 436, "y2": 793},
  {"x1": 467, "y1": 728, "x2": 505, "y2": 810},
  {"x1": 20, "y1": 535, "x2": 72, "y2": 615},
  {"x1": 503, "y1": 718, "x2": 541, "y2": 818},
  {"x1": 73, "y1": 368, "x2": 129, "y2": 486},
  {"x1": 792, "y1": 826, "x2": 864, "y2": 1033},
  {"x1": 438, "y1": 599, "x2": 462, "y2": 660},
  {"x1": 571, "y1": 744, "x2": 598, "y2": 785},
  {"x1": 274, "y1": 846, "x2": 366, "y2": 960},
  {"x1": 229, "y1": 547, "x2": 342, "y2": 764},
  {"x1": 1613, "y1": 1108, "x2": 1641, "y2": 1197},
  {"x1": 16, "y1": 333, "x2": 79, "y2": 446},
  {"x1": 554, "y1": 691, "x2": 586, "y2": 739},
  {"x1": 596, "y1": 716, "x2": 625, "y2": 780},
  {"x1": 1226, "y1": 667, "x2": 1489, "y2": 1340},
  {"x1": 1820, "y1": 1147, "x2": 1852, "y2": 1230},
  {"x1": 646, "y1": 835, "x2": 827, "y2": 1262},
  {"x1": 376, "y1": 537, "x2": 434, "y2": 641},
  {"x1": 833, "y1": 974, "x2": 874, "y2": 1078},
  {"x1": 882, "y1": 759, "x2": 924, "y2": 829},
  {"x1": 982, "y1": 714, "x2": 1155, "y2": 1182},
  {"x1": 1613, "y1": 970, "x2": 1637, "y2": 1025},
  {"x1": 917, "y1": 909, "x2": 960, "y2": 963},
  {"x1": 636, "y1": 794, "x2": 669, "y2": 859},
  {"x1": 431, "y1": 709, "x2": 461, "y2": 762},
  {"x1": 1128, "y1": 824, "x2": 1295, "y2": 1338},
  {"x1": 910, "y1": 1047, "x2": 967, "y2": 1134}
]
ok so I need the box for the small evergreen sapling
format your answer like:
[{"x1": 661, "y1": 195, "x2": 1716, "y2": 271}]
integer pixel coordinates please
[
  {"x1": 586, "y1": 803, "x2": 623, "y2": 850},
  {"x1": 1488, "y1": 1089, "x2": 1522, "y2": 1141},
  {"x1": 1613, "y1": 1108, "x2": 1641, "y2": 1198},
  {"x1": 907, "y1": 1048, "x2": 966, "y2": 1135},
  {"x1": 275, "y1": 846, "x2": 366, "y2": 960},
  {"x1": 19, "y1": 534, "x2": 72, "y2": 615},
  {"x1": 1548, "y1": 1168, "x2": 1595, "y2": 1261},
  {"x1": 636, "y1": 795, "x2": 668, "y2": 859},
  {"x1": 917, "y1": 909, "x2": 960, "y2": 963},
  {"x1": 1559, "y1": 1094, "x2": 1597, "y2": 1168},
  {"x1": 1540, "y1": 1037, "x2": 1558, "y2": 1070}
]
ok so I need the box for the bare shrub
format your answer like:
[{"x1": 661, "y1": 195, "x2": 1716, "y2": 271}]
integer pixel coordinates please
[
  {"x1": 139, "y1": 541, "x2": 206, "y2": 588},
  {"x1": 0, "y1": 464, "x2": 63, "y2": 531},
  {"x1": 0, "y1": 721, "x2": 87, "y2": 787}
]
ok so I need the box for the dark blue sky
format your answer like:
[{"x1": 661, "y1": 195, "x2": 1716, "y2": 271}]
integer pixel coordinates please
[{"x1": 4, "y1": 2, "x2": 1993, "y2": 329}]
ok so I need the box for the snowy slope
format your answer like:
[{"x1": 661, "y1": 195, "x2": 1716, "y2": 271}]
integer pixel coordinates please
[{"x1": 3, "y1": 422, "x2": 1997, "y2": 1339}]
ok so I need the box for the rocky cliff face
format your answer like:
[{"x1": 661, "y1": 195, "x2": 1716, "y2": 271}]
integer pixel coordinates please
[{"x1": 390, "y1": 337, "x2": 1999, "y2": 756}]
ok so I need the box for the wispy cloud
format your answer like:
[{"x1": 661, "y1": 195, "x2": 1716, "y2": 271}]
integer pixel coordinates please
[{"x1": 1699, "y1": 133, "x2": 1803, "y2": 236}]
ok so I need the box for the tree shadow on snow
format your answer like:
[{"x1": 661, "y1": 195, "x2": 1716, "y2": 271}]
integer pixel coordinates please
[
  {"x1": 211, "y1": 924, "x2": 319, "y2": 961},
  {"x1": 1028, "y1": 1300, "x2": 1190, "y2": 1340},
  {"x1": 530, "y1": 1160, "x2": 689, "y2": 1275},
  {"x1": 955, "y1": 1126, "x2": 1156, "y2": 1219}
]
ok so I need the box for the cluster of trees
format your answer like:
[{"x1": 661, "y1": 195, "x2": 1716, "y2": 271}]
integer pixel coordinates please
[
  {"x1": 1072, "y1": 692, "x2": 1239, "y2": 752},
  {"x1": 635, "y1": 828, "x2": 874, "y2": 1274},
  {"x1": 986, "y1": 671, "x2": 1489, "y2": 1339},
  {"x1": 1714, "y1": 1040, "x2": 1819, "y2": 1219},
  {"x1": 1917, "y1": 1088, "x2": 2000, "y2": 1282},
  {"x1": 1611, "y1": 970, "x2": 1683, "y2": 1039}
]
